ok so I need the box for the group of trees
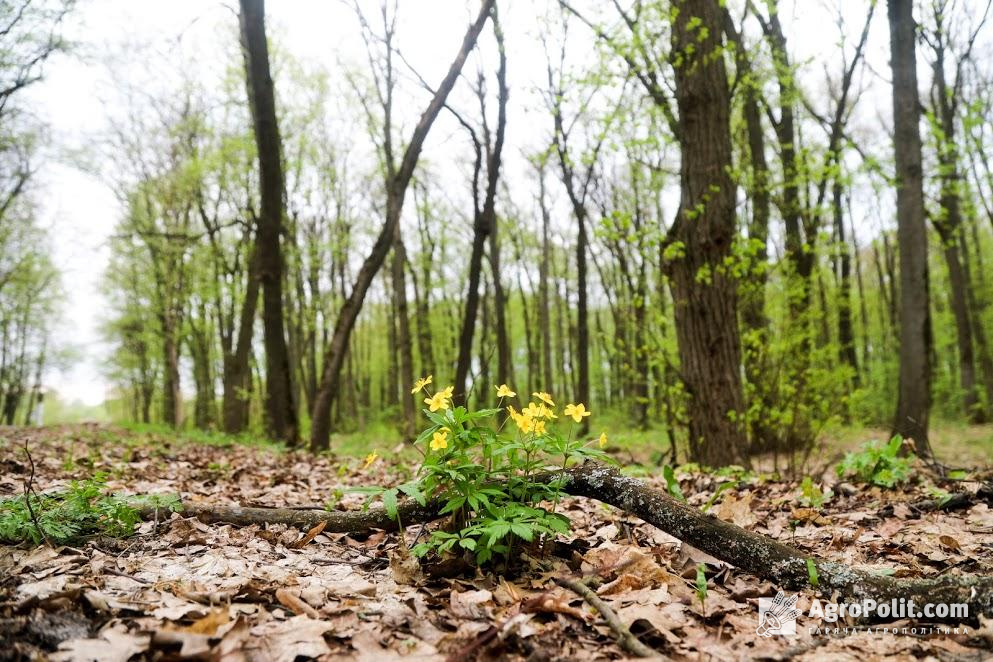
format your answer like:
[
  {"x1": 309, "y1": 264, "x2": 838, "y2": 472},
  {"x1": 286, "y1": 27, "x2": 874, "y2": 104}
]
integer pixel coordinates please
[
  {"x1": 95, "y1": 0, "x2": 993, "y2": 466},
  {"x1": 0, "y1": 0, "x2": 70, "y2": 425}
]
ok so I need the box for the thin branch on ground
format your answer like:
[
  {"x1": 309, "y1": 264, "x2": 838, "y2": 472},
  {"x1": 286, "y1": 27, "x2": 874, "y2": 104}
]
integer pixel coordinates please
[{"x1": 556, "y1": 575, "x2": 656, "y2": 658}]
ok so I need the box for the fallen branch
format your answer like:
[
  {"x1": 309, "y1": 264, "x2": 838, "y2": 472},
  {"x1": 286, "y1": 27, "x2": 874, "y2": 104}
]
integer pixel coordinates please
[
  {"x1": 555, "y1": 576, "x2": 655, "y2": 657},
  {"x1": 138, "y1": 462, "x2": 993, "y2": 624}
]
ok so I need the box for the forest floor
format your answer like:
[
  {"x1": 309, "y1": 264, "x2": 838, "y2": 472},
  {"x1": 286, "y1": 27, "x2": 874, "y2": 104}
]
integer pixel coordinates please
[{"x1": 2, "y1": 423, "x2": 993, "y2": 660}]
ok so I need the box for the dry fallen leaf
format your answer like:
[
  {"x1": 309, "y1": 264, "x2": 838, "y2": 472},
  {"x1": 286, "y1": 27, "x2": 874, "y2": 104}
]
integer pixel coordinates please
[
  {"x1": 450, "y1": 588, "x2": 494, "y2": 620},
  {"x1": 290, "y1": 520, "x2": 327, "y2": 549},
  {"x1": 716, "y1": 493, "x2": 759, "y2": 528},
  {"x1": 52, "y1": 624, "x2": 150, "y2": 662}
]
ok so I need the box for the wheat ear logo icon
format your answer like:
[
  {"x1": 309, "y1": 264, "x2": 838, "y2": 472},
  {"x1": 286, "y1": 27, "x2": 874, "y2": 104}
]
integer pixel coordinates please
[{"x1": 757, "y1": 590, "x2": 800, "y2": 637}]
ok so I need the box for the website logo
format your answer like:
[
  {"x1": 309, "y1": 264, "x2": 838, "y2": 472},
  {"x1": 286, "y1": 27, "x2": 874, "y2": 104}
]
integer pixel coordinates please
[{"x1": 757, "y1": 591, "x2": 800, "y2": 637}]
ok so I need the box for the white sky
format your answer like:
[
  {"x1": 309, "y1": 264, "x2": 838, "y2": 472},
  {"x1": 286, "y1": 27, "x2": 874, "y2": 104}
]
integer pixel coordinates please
[{"x1": 23, "y1": 0, "x2": 895, "y2": 407}]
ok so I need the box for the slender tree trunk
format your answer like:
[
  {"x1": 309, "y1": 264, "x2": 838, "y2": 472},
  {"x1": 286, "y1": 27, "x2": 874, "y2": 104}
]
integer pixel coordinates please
[
  {"x1": 888, "y1": 0, "x2": 931, "y2": 452},
  {"x1": 161, "y1": 316, "x2": 182, "y2": 428},
  {"x1": 666, "y1": 0, "x2": 745, "y2": 467},
  {"x1": 310, "y1": 0, "x2": 495, "y2": 450},
  {"x1": 725, "y1": 11, "x2": 772, "y2": 451},
  {"x1": 222, "y1": 248, "x2": 260, "y2": 433},
  {"x1": 240, "y1": 0, "x2": 298, "y2": 444},
  {"x1": 834, "y1": 180, "x2": 859, "y2": 382},
  {"x1": 391, "y1": 230, "x2": 416, "y2": 439},
  {"x1": 538, "y1": 166, "x2": 554, "y2": 394},
  {"x1": 961, "y1": 231, "x2": 993, "y2": 416}
]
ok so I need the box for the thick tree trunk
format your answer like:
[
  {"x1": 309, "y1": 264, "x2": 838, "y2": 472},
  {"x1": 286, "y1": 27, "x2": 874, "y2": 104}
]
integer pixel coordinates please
[
  {"x1": 240, "y1": 0, "x2": 298, "y2": 445},
  {"x1": 310, "y1": 0, "x2": 495, "y2": 450},
  {"x1": 888, "y1": 0, "x2": 931, "y2": 452},
  {"x1": 666, "y1": 0, "x2": 745, "y2": 467}
]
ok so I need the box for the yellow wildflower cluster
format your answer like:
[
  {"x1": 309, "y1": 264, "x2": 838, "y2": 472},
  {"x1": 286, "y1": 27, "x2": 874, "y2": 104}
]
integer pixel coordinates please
[{"x1": 424, "y1": 385, "x2": 455, "y2": 412}]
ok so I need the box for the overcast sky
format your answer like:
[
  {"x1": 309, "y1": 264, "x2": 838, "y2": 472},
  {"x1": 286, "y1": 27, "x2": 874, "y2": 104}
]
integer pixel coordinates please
[{"x1": 24, "y1": 0, "x2": 893, "y2": 407}]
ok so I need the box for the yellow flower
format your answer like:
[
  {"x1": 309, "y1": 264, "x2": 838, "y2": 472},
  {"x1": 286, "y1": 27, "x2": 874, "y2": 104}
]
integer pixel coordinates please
[
  {"x1": 364, "y1": 451, "x2": 379, "y2": 468},
  {"x1": 532, "y1": 391, "x2": 555, "y2": 407},
  {"x1": 539, "y1": 403, "x2": 557, "y2": 419},
  {"x1": 564, "y1": 403, "x2": 591, "y2": 423},
  {"x1": 513, "y1": 410, "x2": 535, "y2": 433},
  {"x1": 598, "y1": 432, "x2": 608, "y2": 448},
  {"x1": 523, "y1": 402, "x2": 542, "y2": 419},
  {"x1": 533, "y1": 420, "x2": 546, "y2": 434},
  {"x1": 411, "y1": 375, "x2": 433, "y2": 394},
  {"x1": 430, "y1": 429, "x2": 449, "y2": 451},
  {"x1": 424, "y1": 386, "x2": 454, "y2": 412},
  {"x1": 495, "y1": 384, "x2": 516, "y2": 398}
]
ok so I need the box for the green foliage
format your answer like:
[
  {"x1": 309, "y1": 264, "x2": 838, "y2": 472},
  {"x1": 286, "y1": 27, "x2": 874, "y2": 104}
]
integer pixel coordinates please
[
  {"x1": 797, "y1": 476, "x2": 833, "y2": 508},
  {"x1": 662, "y1": 465, "x2": 686, "y2": 502},
  {"x1": 0, "y1": 474, "x2": 178, "y2": 545},
  {"x1": 695, "y1": 564, "x2": 708, "y2": 611},
  {"x1": 365, "y1": 384, "x2": 609, "y2": 566},
  {"x1": 806, "y1": 558, "x2": 819, "y2": 588},
  {"x1": 835, "y1": 436, "x2": 915, "y2": 488}
]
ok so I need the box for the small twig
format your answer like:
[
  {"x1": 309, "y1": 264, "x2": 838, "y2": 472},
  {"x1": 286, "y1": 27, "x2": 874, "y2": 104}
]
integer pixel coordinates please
[
  {"x1": 555, "y1": 576, "x2": 655, "y2": 658},
  {"x1": 21, "y1": 438, "x2": 51, "y2": 547}
]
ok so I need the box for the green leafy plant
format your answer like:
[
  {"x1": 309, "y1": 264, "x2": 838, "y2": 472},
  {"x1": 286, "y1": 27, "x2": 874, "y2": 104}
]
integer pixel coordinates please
[
  {"x1": 797, "y1": 476, "x2": 833, "y2": 508},
  {"x1": 695, "y1": 564, "x2": 709, "y2": 613},
  {"x1": 806, "y1": 558, "x2": 819, "y2": 588},
  {"x1": 0, "y1": 474, "x2": 174, "y2": 545},
  {"x1": 361, "y1": 381, "x2": 610, "y2": 566},
  {"x1": 835, "y1": 436, "x2": 915, "y2": 488},
  {"x1": 662, "y1": 465, "x2": 686, "y2": 502}
]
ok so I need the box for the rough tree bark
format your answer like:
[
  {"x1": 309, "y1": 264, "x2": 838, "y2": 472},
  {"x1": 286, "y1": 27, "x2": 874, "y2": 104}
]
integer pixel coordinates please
[
  {"x1": 888, "y1": 0, "x2": 932, "y2": 452},
  {"x1": 666, "y1": 0, "x2": 745, "y2": 466},
  {"x1": 240, "y1": 0, "x2": 298, "y2": 444},
  {"x1": 310, "y1": 0, "x2": 496, "y2": 451}
]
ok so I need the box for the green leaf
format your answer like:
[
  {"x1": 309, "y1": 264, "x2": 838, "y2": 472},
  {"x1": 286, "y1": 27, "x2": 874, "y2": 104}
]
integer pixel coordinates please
[
  {"x1": 398, "y1": 482, "x2": 426, "y2": 506},
  {"x1": 663, "y1": 465, "x2": 686, "y2": 502},
  {"x1": 510, "y1": 522, "x2": 534, "y2": 541},
  {"x1": 806, "y1": 558, "x2": 819, "y2": 588},
  {"x1": 382, "y1": 489, "x2": 399, "y2": 520},
  {"x1": 695, "y1": 564, "x2": 708, "y2": 602}
]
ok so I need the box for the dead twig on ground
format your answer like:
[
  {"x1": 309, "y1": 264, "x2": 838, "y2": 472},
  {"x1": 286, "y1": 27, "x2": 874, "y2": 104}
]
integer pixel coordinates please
[{"x1": 555, "y1": 575, "x2": 656, "y2": 657}]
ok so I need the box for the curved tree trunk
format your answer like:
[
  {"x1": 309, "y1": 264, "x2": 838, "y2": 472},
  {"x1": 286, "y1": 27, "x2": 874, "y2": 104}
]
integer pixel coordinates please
[{"x1": 310, "y1": 0, "x2": 496, "y2": 451}]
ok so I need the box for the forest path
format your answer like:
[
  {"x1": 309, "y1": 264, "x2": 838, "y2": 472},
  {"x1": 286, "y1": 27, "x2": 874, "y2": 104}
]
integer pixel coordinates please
[{"x1": 1, "y1": 424, "x2": 991, "y2": 659}]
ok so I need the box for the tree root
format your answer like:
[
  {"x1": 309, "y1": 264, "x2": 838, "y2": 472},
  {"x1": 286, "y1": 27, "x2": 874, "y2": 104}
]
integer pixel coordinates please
[
  {"x1": 555, "y1": 576, "x2": 655, "y2": 657},
  {"x1": 137, "y1": 462, "x2": 993, "y2": 624}
]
